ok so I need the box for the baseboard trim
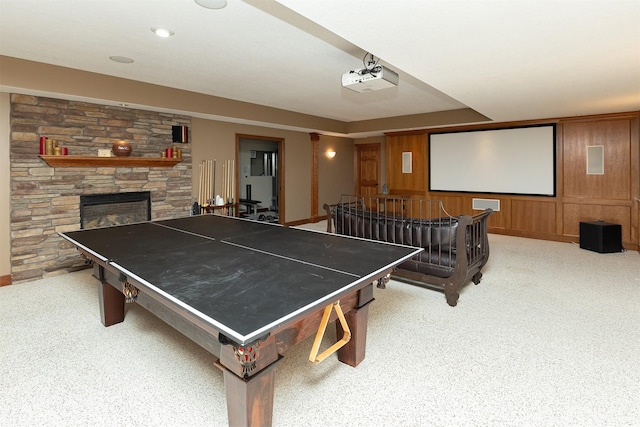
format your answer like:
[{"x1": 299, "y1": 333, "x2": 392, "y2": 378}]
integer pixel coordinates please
[
  {"x1": 0, "y1": 274, "x2": 12, "y2": 287},
  {"x1": 284, "y1": 215, "x2": 326, "y2": 227},
  {"x1": 284, "y1": 218, "x2": 312, "y2": 227}
]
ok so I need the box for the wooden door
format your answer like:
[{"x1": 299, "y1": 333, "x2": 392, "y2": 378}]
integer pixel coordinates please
[{"x1": 355, "y1": 143, "x2": 380, "y2": 208}]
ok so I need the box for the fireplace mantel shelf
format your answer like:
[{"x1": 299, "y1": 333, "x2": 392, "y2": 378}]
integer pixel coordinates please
[{"x1": 39, "y1": 155, "x2": 182, "y2": 168}]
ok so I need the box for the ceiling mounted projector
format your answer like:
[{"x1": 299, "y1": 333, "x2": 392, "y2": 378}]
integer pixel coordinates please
[{"x1": 341, "y1": 53, "x2": 399, "y2": 92}]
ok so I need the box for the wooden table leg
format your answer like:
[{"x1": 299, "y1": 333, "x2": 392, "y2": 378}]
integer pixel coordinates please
[
  {"x1": 98, "y1": 281, "x2": 125, "y2": 327},
  {"x1": 336, "y1": 302, "x2": 370, "y2": 367},
  {"x1": 216, "y1": 335, "x2": 282, "y2": 427},
  {"x1": 220, "y1": 360, "x2": 279, "y2": 427},
  {"x1": 336, "y1": 283, "x2": 374, "y2": 367}
]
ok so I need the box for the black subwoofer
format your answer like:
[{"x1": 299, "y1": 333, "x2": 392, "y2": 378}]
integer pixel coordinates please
[{"x1": 579, "y1": 221, "x2": 622, "y2": 253}]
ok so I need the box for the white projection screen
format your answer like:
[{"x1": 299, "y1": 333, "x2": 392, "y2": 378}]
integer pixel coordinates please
[{"x1": 429, "y1": 125, "x2": 556, "y2": 196}]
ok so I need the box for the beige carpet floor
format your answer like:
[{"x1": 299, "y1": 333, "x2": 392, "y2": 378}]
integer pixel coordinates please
[{"x1": 1, "y1": 225, "x2": 639, "y2": 426}]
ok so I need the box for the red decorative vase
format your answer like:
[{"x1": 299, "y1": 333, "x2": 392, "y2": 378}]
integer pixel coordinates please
[{"x1": 112, "y1": 140, "x2": 132, "y2": 157}]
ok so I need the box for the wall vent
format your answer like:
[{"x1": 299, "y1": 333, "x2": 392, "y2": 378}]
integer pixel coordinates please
[{"x1": 472, "y1": 198, "x2": 500, "y2": 211}]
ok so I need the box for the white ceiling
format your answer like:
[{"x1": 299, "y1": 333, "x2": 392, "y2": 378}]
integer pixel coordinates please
[{"x1": 1, "y1": 0, "x2": 639, "y2": 136}]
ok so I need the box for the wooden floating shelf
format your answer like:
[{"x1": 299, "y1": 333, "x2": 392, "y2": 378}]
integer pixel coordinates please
[{"x1": 39, "y1": 155, "x2": 182, "y2": 168}]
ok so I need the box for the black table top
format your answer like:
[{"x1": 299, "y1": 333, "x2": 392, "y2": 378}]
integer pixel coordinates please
[{"x1": 60, "y1": 215, "x2": 420, "y2": 344}]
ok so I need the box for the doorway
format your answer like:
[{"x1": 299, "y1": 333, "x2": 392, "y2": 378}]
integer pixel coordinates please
[
  {"x1": 355, "y1": 143, "x2": 381, "y2": 210},
  {"x1": 355, "y1": 143, "x2": 381, "y2": 196},
  {"x1": 237, "y1": 135, "x2": 284, "y2": 223}
]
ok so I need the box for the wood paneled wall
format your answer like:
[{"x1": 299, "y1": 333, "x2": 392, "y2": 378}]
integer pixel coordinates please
[
  {"x1": 385, "y1": 112, "x2": 640, "y2": 249},
  {"x1": 385, "y1": 132, "x2": 428, "y2": 196}
]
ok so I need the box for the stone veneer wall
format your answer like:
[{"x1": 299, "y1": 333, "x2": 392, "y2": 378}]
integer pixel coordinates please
[{"x1": 10, "y1": 94, "x2": 192, "y2": 283}]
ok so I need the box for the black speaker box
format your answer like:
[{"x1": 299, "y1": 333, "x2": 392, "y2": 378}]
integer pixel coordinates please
[
  {"x1": 579, "y1": 221, "x2": 622, "y2": 253},
  {"x1": 172, "y1": 125, "x2": 188, "y2": 143}
]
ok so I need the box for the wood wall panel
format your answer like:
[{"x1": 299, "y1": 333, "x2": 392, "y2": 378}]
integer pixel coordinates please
[
  {"x1": 432, "y1": 194, "x2": 509, "y2": 229},
  {"x1": 385, "y1": 133, "x2": 427, "y2": 197},
  {"x1": 436, "y1": 195, "x2": 472, "y2": 216},
  {"x1": 563, "y1": 119, "x2": 631, "y2": 200},
  {"x1": 511, "y1": 199, "x2": 556, "y2": 234},
  {"x1": 486, "y1": 206, "x2": 508, "y2": 230},
  {"x1": 563, "y1": 203, "x2": 631, "y2": 241}
]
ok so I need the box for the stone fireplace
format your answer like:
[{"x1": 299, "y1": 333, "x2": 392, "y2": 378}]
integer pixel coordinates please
[
  {"x1": 9, "y1": 94, "x2": 193, "y2": 283},
  {"x1": 80, "y1": 191, "x2": 151, "y2": 229}
]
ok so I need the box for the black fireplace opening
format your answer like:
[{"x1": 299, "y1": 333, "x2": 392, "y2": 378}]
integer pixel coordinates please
[{"x1": 80, "y1": 191, "x2": 151, "y2": 229}]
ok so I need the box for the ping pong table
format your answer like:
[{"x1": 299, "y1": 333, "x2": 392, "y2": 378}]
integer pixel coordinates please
[{"x1": 60, "y1": 214, "x2": 421, "y2": 426}]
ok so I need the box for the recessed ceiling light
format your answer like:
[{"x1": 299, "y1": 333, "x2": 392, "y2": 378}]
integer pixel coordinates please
[
  {"x1": 109, "y1": 56, "x2": 134, "y2": 64},
  {"x1": 195, "y1": 0, "x2": 227, "y2": 9},
  {"x1": 151, "y1": 27, "x2": 174, "y2": 38}
]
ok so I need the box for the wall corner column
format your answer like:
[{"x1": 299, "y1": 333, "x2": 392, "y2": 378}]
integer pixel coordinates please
[{"x1": 310, "y1": 132, "x2": 320, "y2": 220}]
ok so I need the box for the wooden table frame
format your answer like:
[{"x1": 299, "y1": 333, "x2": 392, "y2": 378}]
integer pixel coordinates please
[{"x1": 91, "y1": 260, "x2": 378, "y2": 427}]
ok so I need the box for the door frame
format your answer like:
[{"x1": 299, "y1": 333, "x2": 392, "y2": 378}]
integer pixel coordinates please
[{"x1": 236, "y1": 134, "x2": 285, "y2": 223}]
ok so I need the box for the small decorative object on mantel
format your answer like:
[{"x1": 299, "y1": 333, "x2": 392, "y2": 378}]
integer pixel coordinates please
[
  {"x1": 45, "y1": 138, "x2": 55, "y2": 155},
  {"x1": 39, "y1": 136, "x2": 48, "y2": 154},
  {"x1": 39, "y1": 136, "x2": 69, "y2": 156},
  {"x1": 163, "y1": 146, "x2": 183, "y2": 159},
  {"x1": 112, "y1": 140, "x2": 132, "y2": 157}
]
